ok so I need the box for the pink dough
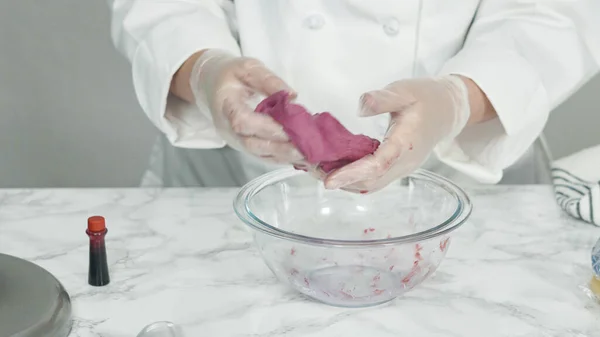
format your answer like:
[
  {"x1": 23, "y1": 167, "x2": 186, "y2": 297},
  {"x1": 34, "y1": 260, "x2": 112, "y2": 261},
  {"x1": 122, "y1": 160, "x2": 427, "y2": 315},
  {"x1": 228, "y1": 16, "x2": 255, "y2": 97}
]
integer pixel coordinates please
[{"x1": 255, "y1": 91, "x2": 380, "y2": 173}]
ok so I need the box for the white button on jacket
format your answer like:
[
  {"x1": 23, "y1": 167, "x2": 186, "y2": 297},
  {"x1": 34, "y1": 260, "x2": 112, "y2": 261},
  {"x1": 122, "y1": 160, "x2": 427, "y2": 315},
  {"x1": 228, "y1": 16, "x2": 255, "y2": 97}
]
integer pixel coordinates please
[
  {"x1": 108, "y1": 0, "x2": 600, "y2": 187},
  {"x1": 382, "y1": 17, "x2": 400, "y2": 36},
  {"x1": 304, "y1": 14, "x2": 326, "y2": 30}
]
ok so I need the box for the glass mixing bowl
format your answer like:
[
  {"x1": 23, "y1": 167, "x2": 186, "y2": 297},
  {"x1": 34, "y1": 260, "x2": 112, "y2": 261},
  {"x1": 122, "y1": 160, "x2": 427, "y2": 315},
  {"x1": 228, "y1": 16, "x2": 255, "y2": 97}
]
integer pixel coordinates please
[{"x1": 234, "y1": 168, "x2": 472, "y2": 307}]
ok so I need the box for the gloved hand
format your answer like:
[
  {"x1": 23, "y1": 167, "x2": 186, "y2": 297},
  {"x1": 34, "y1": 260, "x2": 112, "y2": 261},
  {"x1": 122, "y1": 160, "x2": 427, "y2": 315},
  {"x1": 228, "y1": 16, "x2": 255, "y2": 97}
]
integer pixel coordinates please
[
  {"x1": 190, "y1": 49, "x2": 303, "y2": 163},
  {"x1": 323, "y1": 75, "x2": 471, "y2": 193}
]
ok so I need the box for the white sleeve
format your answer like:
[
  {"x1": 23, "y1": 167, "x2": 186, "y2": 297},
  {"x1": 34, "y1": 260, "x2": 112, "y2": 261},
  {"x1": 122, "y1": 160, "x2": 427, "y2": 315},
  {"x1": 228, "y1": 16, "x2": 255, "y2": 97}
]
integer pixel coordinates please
[
  {"x1": 435, "y1": 0, "x2": 600, "y2": 184},
  {"x1": 107, "y1": 0, "x2": 239, "y2": 148}
]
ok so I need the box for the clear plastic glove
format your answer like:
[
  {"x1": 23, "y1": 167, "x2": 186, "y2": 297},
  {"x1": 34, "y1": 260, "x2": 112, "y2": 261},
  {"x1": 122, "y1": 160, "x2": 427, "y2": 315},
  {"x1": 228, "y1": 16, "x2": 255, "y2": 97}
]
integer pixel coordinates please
[
  {"x1": 324, "y1": 75, "x2": 471, "y2": 193},
  {"x1": 190, "y1": 49, "x2": 303, "y2": 163}
]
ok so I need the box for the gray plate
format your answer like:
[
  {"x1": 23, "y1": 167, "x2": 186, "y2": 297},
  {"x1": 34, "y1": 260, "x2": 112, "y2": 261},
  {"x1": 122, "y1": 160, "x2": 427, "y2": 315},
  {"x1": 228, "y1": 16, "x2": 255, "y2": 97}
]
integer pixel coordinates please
[{"x1": 0, "y1": 253, "x2": 72, "y2": 337}]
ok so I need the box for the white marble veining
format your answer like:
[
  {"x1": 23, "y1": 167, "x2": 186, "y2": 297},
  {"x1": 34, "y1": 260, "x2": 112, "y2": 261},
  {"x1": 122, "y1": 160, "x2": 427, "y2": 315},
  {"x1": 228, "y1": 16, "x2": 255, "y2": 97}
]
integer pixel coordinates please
[{"x1": 1, "y1": 186, "x2": 600, "y2": 337}]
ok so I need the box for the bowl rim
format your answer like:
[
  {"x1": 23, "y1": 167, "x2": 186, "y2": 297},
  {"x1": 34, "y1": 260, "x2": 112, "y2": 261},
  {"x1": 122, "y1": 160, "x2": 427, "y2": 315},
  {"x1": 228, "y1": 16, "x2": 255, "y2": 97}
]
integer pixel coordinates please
[{"x1": 233, "y1": 168, "x2": 472, "y2": 248}]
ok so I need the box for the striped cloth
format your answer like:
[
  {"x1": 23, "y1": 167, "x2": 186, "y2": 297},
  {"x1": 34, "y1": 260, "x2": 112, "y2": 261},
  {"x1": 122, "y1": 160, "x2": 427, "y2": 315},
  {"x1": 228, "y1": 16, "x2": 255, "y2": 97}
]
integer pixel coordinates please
[{"x1": 552, "y1": 145, "x2": 600, "y2": 226}]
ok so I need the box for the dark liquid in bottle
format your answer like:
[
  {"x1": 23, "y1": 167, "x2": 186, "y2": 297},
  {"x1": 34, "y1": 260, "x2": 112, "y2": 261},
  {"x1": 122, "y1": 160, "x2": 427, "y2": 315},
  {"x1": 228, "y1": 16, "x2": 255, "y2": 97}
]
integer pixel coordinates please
[{"x1": 88, "y1": 234, "x2": 110, "y2": 286}]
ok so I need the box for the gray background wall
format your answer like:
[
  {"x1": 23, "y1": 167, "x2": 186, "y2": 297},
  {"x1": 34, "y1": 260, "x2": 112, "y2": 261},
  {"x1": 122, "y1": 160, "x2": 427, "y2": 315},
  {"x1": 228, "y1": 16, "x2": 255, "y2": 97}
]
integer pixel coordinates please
[
  {"x1": 0, "y1": 1, "x2": 598, "y2": 187},
  {"x1": 0, "y1": 1, "x2": 156, "y2": 188}
]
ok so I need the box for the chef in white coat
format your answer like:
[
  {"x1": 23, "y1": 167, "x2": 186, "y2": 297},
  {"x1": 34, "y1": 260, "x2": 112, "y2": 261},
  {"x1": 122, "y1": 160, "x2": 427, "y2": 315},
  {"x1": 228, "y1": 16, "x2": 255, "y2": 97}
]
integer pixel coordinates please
[{"x1": 108, "y1": 0, "x2": 599, "y2": 190}]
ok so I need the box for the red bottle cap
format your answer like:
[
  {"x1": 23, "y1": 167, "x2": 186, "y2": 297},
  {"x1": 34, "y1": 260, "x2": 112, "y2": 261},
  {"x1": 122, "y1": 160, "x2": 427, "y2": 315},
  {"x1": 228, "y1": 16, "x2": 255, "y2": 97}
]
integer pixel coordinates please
[{"x1": 87, "y1": 216, "x2": 106, "y2": 232}]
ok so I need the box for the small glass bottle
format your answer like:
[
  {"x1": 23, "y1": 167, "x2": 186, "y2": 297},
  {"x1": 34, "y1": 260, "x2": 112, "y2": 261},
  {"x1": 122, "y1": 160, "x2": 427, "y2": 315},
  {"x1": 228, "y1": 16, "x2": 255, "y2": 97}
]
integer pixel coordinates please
[{"x1": 86, "y1": 216, "x2": 110, "y2": 286}]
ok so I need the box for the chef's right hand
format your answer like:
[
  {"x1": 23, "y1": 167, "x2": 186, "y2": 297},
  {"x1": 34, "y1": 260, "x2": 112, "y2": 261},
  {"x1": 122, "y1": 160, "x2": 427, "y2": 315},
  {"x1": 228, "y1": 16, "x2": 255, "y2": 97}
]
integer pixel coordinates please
[{"x1": 190, "y1": 49, "x2": 303, "y2": 163}]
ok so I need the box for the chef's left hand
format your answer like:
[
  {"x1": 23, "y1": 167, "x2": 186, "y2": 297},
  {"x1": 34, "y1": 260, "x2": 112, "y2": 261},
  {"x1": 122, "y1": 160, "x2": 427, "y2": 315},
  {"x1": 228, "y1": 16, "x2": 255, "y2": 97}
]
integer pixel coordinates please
[{"x1": 323, "y1": 75, "x2": 472, "y2": 193}]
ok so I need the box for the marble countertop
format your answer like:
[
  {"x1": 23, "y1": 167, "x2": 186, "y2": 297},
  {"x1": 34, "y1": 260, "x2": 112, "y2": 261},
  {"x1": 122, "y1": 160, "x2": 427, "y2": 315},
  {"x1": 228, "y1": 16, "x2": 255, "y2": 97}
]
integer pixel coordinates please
[{"x1": 1, "y1": 186, "x2": 600, "y2": 337}]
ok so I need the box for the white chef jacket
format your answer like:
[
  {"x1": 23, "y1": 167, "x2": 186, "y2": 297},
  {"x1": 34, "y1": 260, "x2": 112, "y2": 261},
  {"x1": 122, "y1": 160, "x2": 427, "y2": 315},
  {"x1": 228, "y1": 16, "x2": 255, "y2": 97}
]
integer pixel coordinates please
[{"x1": 108, "y1": 0, "x2": 600, "y2": 187}]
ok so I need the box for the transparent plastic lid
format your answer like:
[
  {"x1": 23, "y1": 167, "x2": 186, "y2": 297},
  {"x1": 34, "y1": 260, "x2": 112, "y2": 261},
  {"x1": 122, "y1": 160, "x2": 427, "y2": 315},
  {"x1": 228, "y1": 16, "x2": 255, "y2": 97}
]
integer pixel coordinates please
[{"x1": 137, "y1": 322, "x2": 185, "y2": 337}]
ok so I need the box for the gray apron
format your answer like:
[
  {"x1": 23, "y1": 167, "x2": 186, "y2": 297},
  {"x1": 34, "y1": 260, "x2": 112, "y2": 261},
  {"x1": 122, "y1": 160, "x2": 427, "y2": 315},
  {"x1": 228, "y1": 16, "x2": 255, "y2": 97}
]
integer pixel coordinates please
[{"x1": 141, "y1": 135, "x2": 552, "y2": 187}]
